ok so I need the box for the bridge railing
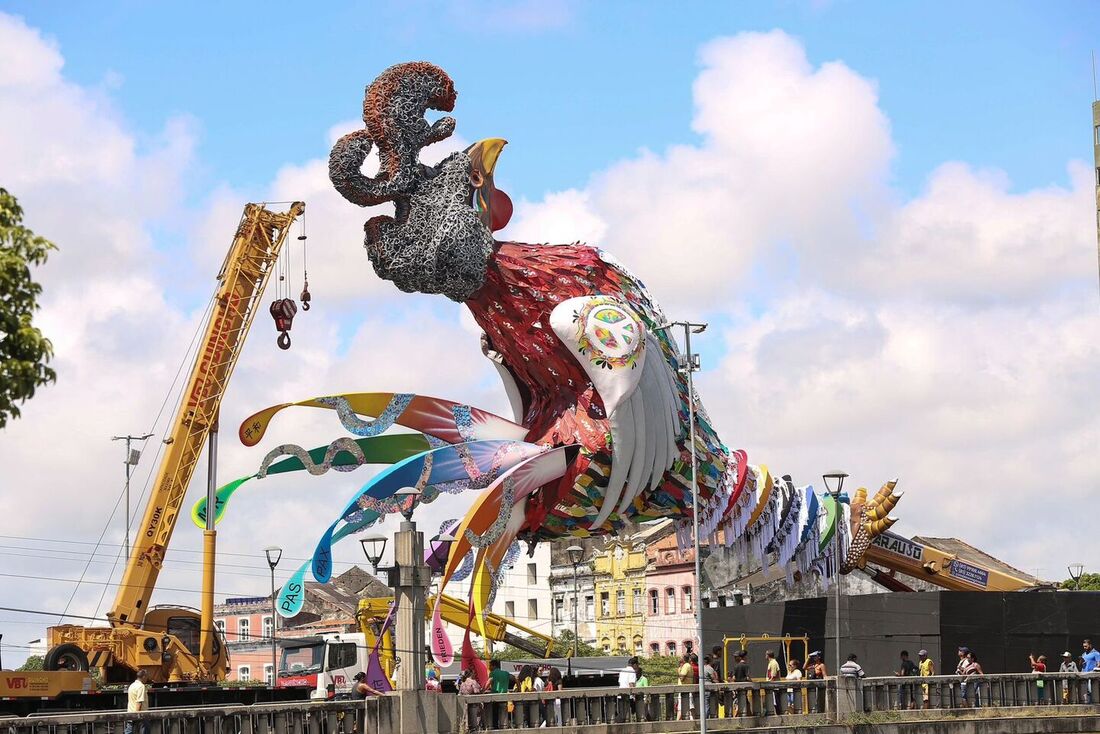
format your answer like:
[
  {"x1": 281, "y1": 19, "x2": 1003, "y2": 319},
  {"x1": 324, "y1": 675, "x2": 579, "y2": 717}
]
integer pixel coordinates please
[
  {"x1": 461, "y1": 673, "x2": 1100, "y2": 732},
  {"x1": 0, "y1": 698, "x2": 386, "y2": 734},
  {"x1": 860, "y1": 671, "x2": 1100, "y2": 711}
]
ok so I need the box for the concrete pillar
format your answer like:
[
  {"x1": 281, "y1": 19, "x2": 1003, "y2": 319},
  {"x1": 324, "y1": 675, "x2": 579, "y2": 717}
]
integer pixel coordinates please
[
  {"x1": 834, "y1": 676, "x2": 861, "y2": 720},
  {"x1": 393, "y1": 521, "x2": 428, "y2": 693}
]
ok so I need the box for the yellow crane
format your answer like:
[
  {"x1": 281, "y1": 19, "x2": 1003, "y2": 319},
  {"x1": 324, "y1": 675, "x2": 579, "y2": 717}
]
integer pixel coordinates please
[
  {"x1": 43, "y1": 202, "x2": 305, "y2": 685},
  {"x1": 357, "y1": 592, "x2": 554, "y2": 680},
  {"x1": 860, "y1": 531, "x2": 1038, "y2": 592}
]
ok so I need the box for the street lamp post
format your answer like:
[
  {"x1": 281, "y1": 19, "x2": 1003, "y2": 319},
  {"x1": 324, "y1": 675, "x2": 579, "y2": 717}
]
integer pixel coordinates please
[
  {"x1": 1068, "y1": 563, "x2": 1085, "y2": 590},
  {"x1": 264, "y1": 546, "x2": 283, "y2": 687},
  {"x1": 658, "y1": 319, "x2": 707, "y2": 730},
  {"x1": 822, "y1": 471, "x2": 848, "y2": 685},
  {"x1": 567, "y1": 545, "x2": 584, "y2": 657}
]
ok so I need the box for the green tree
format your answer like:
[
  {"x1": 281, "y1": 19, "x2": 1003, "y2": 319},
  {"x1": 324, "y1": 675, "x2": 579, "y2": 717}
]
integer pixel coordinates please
[
  {"x1": 17, "y1": 655, "x2": 44, "y2": 671},
  {"x1": 1061, "y1": 572, "x2": 1100, "y2": 591},
  {"x1": 0, "y1": 188, "x2": 56, "y2": 428}
]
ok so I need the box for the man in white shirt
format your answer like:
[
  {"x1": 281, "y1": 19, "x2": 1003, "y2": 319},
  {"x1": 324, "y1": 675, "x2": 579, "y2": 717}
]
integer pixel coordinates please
[
  {"x1": 125, "y1": 669, "x2": 150, "y2": 734},
  {"x1": 617, "y1": 656, "x2": 639, "y2": 723},
  {"x1": 839, "y1": 654, "x2": 866, "y2": 678},
  {"x1": 618, "y1": 656, "x2": 639, "y2": 688}
]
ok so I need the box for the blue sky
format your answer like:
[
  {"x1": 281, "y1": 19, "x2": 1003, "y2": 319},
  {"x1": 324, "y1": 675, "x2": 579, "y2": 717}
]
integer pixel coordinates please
[{"x1": 7, "y1": 1, "x2": 1098, "y2": 201}]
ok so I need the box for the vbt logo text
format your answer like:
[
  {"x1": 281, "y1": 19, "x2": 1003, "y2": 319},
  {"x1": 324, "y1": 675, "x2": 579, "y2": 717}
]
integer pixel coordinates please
[
  {"x1": 5, "y1": 677, "x2": 28, "y2": 689},
  {"x1": 332, "y1": 674, "x2": 346, "y2": 687}
]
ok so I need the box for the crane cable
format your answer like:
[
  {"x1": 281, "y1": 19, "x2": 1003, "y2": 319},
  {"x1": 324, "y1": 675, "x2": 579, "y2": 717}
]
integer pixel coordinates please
[
  {"x1": 92, "y1": 292, "x2": 217, "y2": 620},
  {"x1": 54, "y1": 292, "x2": 216, "y2": 623}
]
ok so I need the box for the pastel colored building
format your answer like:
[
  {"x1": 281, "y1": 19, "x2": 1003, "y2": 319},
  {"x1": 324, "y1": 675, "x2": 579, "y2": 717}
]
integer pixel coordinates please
[
  {"x1": 549, "y1": 552, "x2": 596, "y2": 647},
  {"x1": 591, "y1": 522, "x2": 673, "y2": 656},
  {"x1": 448, "y1": 541, "x2": 554, "y2": 646},
  {"x1": 644, "y1": 533, "x2": 699, "y2": 657},
  {"x1": 214, "y1": 566, "x2": 387, "y2": 683}
]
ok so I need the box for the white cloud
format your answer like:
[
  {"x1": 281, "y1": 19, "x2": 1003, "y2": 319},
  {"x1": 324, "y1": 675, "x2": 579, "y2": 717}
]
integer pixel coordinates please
[{"x1": 507, "y1": 30, "x2": 1099, "y2": 578}]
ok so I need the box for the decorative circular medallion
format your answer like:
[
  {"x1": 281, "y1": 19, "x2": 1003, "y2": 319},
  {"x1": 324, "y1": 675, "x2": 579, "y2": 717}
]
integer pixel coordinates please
[{"x1": 575, "y1": 299, "x2": 644, "y2": 369}]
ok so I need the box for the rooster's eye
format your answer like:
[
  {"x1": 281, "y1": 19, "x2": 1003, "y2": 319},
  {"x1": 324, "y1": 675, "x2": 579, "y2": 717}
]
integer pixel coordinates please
[{"x1": 469, "y1": 170, "x2": 484, "y2": 187}]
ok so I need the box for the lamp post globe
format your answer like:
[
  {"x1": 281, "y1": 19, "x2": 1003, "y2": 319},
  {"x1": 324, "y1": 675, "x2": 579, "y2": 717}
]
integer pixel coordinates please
[{"x1": 360, "y1": 535, "x2": 388, "y2": 573}]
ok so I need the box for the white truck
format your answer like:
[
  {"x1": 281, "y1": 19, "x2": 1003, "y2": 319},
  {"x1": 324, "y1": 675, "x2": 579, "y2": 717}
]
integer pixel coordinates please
[{"x1": 276, "y1": 633, "x2": 373, "y2": 700}]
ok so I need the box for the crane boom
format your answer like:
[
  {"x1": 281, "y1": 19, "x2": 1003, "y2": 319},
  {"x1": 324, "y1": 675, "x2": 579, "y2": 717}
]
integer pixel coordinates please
[
  {"x1": 862, "y1": 531, "x2": 1037, "y2": 592},
  {"x1": 110, "y1": 202, "x2": 304, "y2": 626}
]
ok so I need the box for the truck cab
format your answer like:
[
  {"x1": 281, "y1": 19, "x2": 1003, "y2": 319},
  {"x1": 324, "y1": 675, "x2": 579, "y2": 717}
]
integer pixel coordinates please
[{"x1": 276, "y1": 633, "x2": 373, "y2": 700}]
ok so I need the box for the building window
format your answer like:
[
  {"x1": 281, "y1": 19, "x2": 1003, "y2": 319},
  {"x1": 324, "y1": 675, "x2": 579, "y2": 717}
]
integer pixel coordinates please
[
  {"x1": 505, "y1": 601, "x2": 515, "y2": 618},
  {"x1": 684, "y1": 640, "x2": 694, "y2": 654},
  {"x1": 665, "y1": 588, "x2": 676, "y2": 614},
  {"x1": 262, "y1": 615, "x2": 274, "y2": 640},
  {"x1": 667, "y1": 641, "x2": 677, "y2": 656},
  {"x1": 683, "y1": 586, "x2": 693, "y2": 612},
  {"x1": 554, "y1": 597, "x2": 564, "y2": 623},
  {"x1": 632, "y1": 588, "x2": 642, "y2": 615},
  {"x1": 617, "y1": 636, "x2": 626, "y2": 653},
  {"x1": 214, "y1": 619, "x2": 226, "y2": 636},
  {"x1": 600, "y1": 592, "x2": 609, "y2": 618},
  {"x1": 633, "y1": 636, "x2": 643, "y2": 654},
  {"x1": 238, "y1": 618, "x2": 250, "y2": 642},
  {"x1": 238, "y1": 665, "x2": 251, "y2": 681},
  {"x1": 1095, "y1": 124, "x2": 1100, "y2": 146},
  {"x1": 649, "y1": 590, "x2": 659, "y2": 615},
  {"x1": 616, "y1": 590, "x2": 625, "y2": 616},
  {"x1": 602, "y1": 638, "x2": 611, "y2": 654},
  {"x1": 264, "y1": 664, "x2": 274, "y2": 686},
  {"x1": 584, "y1": 595, "x2": 594, "y2": 621},
  {"x1": 528, "y1": 599, "x2": 538, "y2": 621},
  {"x1": 527, "y1": 563, "x2": 537, "y2": 585},
  {"x1": 650, "y1": 642, "x2": 660, "y2": 655}
]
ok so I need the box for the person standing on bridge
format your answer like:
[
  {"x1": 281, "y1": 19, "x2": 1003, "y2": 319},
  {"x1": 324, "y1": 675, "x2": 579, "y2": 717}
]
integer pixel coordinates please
[
  {"x1": 676, "y1": 653, "x2": 695, "y2": 720},
  {"x1": 1059, "y1": 652, "x2": 1078, "y2": 704},
  {"x1": 918, "y1": 650, "x2": 935, "y2": 709},
  {"x1": 784, "y1": 658, "x2": 803, "y2": 713},
  {"x1": 1081, "y1": 639, "x2": 1099, "y2": 704},
  {"x1": 765, "y1": 650, "x2": 782, "y2": 713},
  {"x1": 1028, "y1": 653, "x2": 1047, "y2": 703},
  {"x1": 124, "y1": 669, "x2": 150, "y2": 734},
  {"x1": 896, "y1": 650, "x2": 919, "y2": 709}
]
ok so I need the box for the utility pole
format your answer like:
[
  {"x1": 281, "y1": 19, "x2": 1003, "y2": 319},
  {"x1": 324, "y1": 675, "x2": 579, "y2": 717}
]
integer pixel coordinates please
[
  {"x1": 111, "y1": 433, "x2": 154, "y2": 558},
  {"x1": 1092, "y1": 91, "x2": 1099, "y2": 297},
  {"x1": 659, "y1": 319, "x2": 708, "y2": 732}
]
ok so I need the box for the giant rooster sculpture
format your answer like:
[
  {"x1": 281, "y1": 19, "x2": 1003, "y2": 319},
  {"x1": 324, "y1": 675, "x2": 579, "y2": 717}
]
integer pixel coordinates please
[{"x1": 195, "y1": 62, "x2": 902, "y2": 671}]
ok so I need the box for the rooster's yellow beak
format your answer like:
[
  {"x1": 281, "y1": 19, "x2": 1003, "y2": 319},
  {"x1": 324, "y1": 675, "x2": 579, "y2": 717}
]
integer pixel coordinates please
[{"x1": 468, "y1": 138, "x2": 507, "y2": 177}]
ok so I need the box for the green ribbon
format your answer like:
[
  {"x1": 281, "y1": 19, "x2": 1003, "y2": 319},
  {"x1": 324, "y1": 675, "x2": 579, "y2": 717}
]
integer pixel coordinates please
[{"x1": 190, "y1": 434, "x2": 431, "y2": 528}]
